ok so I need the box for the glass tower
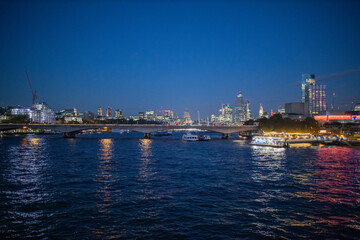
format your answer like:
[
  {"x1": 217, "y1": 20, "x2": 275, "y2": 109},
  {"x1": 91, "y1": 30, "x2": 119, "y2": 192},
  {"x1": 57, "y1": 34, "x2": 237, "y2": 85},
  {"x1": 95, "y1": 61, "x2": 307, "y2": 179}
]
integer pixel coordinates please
[
  {"x1": 305, "y1": 85, "x2": 327, "y2": 115},
  {"x1": 301, "y1": 74, "x2": 315, "y2": 103},
  {"x1": 234, "y1": 91, "x2": 245, "y2": 122}
]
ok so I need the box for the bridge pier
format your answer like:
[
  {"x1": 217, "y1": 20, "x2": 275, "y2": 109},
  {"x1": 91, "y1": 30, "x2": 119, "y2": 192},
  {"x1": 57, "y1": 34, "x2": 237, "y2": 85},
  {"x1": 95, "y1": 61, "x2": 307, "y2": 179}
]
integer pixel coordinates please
[
  {"x1": 144, "y1": 133, "x2": 151, "y2": 139},
  {"x1": 64, "y1": 132, "x2": 77, "y2": 138},
  {"x1": 221, "y1": 133, "x2": 230, "y2": 139}
]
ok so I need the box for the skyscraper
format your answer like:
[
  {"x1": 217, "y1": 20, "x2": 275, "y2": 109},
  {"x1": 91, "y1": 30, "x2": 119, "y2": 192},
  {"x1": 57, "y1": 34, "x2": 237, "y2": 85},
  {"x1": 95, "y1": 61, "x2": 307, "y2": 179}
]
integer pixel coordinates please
[
  {"x1": 106, "y1": 106, "x2": 112, "y2": 117},
  {"x1": 234, "y1": 91, "x2": 245, "y2": 122},
  {"x1": 259, "y1": 104, "x2": 264, "y2": 119},
  {"x1": 301, "y1": 74, "x2": 315, "y2": 103},
  {"x1": 219, "y1": 104, "x2": 232, "y2": 123},
  {"x1": 245, "y1": 100, "x2": 251, "y2": 121},
  {"x1": 305, "y1": 84, "x2": 327, "y2": 115},
  {"x1": 114, "y1": 109, "x2": 123, "y2": 119},
  {"x1": 97, "y1": 107, "x2": 103, "y2": 116}
]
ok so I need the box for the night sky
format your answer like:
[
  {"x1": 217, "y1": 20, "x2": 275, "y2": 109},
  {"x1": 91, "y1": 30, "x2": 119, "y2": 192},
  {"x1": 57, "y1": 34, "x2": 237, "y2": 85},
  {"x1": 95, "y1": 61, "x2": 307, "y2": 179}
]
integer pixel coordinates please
[{"x1": 1, "y1": 0, "x2": 360, "y2": 118}]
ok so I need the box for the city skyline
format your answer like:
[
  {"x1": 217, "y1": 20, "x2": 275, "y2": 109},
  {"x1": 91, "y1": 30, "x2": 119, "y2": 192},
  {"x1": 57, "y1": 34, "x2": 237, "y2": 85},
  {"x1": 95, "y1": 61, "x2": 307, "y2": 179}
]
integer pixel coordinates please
[{"x1": 1, "y1": 1, "x2": 360, "y2": 117}]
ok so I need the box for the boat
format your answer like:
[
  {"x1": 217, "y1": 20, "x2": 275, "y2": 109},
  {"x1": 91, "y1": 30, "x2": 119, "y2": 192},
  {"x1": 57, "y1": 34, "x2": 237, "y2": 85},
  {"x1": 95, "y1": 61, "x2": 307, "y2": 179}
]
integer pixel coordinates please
[
  {"x1": 249, "y1": 136, "x2": 289, "y2": 148},
  {"x1": 182, "y1": 132, "x2": 199, "y2": 141},
  {"x1": 199, "y1": 135, "x2": 211, "y2": 141}
]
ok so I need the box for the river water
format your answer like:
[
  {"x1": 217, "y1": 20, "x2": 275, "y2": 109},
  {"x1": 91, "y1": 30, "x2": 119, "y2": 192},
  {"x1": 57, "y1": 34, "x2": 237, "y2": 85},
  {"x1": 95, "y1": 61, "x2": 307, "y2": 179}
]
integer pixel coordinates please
[{"x1": 0, "y1": 132, "x2": 359, "y2": 239}]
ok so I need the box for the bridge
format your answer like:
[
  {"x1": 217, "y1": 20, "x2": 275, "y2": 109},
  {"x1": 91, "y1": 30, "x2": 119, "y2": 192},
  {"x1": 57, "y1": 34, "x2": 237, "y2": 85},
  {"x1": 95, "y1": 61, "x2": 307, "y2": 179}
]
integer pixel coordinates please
[{"x1": 0, "y1": 124, "x2": 258, "y2": 139}]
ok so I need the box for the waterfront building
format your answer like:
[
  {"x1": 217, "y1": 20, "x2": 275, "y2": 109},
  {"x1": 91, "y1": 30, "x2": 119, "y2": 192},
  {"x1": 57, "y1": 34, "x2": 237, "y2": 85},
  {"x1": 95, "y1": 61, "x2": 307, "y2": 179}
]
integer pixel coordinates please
[
  {"x1": 106, "y1": 106, "x2": 112, "y2": 118},
  {"x1": 11, "y1": 102, "x2": 55, "y2": 123},
  {"x1": 284, "y1": 102, "x2": 309, "y2": 120},
  {"x1": 315, "y1": 110, "x2": 360, "y2": 123},
  {"x1": 234, "y1": 91, "x2": 245, "y2": 122},
  {"x1": 301, "y1": 74, "x2": 315, "y2": 103},
  {"x1": 259, "y1": 104, "x2": 264, "y2": 119},
  {"x1": 139, "y1": 112, "x2": 145, "y2": 119},
  {"x1": 97, "y1": 107, "x2": 103, "y2": 116},
  {"x1": 305, "y1": 84, "x2": 327, "y2": 115}
]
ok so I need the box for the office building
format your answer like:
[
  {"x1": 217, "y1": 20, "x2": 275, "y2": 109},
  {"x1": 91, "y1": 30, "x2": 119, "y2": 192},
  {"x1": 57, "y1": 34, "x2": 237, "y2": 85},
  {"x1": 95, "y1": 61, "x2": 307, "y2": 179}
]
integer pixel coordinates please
[
  {"x1": 11, "y1": 102, "x2": 55, "y2": 123},
  {"x1": 219, "y1": 104, "x2": 232, "y2": 123},
  {"x1": 259, "y1": 104, "x2": 264, "y2": 119},
  {"x1": 114, "y1": 109, "x2": 123, "y2": 119},
  {"x1": 305, "y1": 85, "x2": 327, "y2": 115},
  {"x1": 245, "y1": 100, "x2": 251, "y2": 121},
  {"x1": 301, "y1": 74, "x2": 315, "y2": 103},
  {"x1": 106, "y1": 106, "x2": 112, "y2": 117},
  {"x1": 234, "y1": 91, "x2": 245, "y2": 122},
  {"x1": 97, "y1": 107, "x2": 103, "y2": 116}
]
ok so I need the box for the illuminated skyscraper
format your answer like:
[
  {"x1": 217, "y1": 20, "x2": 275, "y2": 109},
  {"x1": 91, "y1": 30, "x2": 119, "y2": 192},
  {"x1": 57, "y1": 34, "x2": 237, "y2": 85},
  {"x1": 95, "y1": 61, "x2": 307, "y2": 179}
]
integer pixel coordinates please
[
  {"x1": 234, "y1": 91, "x2": 245, "y2": 122},
  {"x1": 259, "y1": 104, "x2": 264, "y2": 118},
  {"x1": 245, "y1": 100, "x2": 251, "y2": 121},
  {"x1": 219, "y1": 104, "x2": 232, "y2": 123},
  {"x1": 301, "y1": 74, "x2": 315, "y2": 103},
  {"x1": 114, "y1": 109, "x2": 123, "y2": 119},
  {"x1": 305, "y1": 85, "x2": 327, "y2": 115},
  {"x1": 106, "y1": 106, "x2": 112, "y2": 117},
  {"x1": 97, "y1": 107, "x2": 103, "y2": 116}
]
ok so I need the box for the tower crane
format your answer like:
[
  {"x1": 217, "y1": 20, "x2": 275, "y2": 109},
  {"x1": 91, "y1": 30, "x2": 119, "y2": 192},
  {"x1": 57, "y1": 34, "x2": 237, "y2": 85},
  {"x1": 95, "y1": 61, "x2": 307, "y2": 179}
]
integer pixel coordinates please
[{"x1": 25, "y1": 71, "x2": 37, "y2": 105}]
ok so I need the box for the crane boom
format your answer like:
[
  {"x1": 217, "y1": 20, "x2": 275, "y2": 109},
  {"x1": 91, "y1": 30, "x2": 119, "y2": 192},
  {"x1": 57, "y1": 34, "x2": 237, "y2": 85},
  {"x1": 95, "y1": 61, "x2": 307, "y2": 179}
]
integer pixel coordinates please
[{"x1": 25, "y1": 71, "x2": 37, "y2": 105}]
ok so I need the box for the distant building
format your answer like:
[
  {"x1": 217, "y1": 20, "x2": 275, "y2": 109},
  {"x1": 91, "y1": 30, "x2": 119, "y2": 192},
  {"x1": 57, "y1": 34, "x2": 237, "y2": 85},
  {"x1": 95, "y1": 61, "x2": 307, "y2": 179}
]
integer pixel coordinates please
[
  {"x1": 183, "y1": 108, "x2": 192, "y2": 125},
  {"x1": 259, "y1": 104, "x2": 264, "y2": 119},
  {"x1": 83, "y1": 111, "x2": 96, "y2": 121},
  {"x1": 138, "y1": 112, "x2": 145, "y2": 119},
  {"x1": 285, "y1": 102, "x2": 309, "y2": 115},
  {"x1": 284, "y1": 102, "x2": 309, "y2": 120},
  {"x1": 114, "y1": 109, "x2": 123, "y2": 119},
  {"x1": 219, "y1": 104, "x2": 232, "y2": 123},
  {"x1": 354, "y1": 103, "x2": 360, "y2": 111},
  {"x1": 245, "y1": 100, "x2": 251, "y2": 121},
  {"x1": 305, "y1": 84, "x2": 327, "y2": 115},
  {"x1": 234, "y1": 91, "x2": 245, "y2": 122},
  {"x1": 106, "y1": 106, "x2": 112, "y2": 118},
  {"x1": 11, "y1": 102, "x2": 55, "y2": 123},
  {"x1": 278, "y1": 106, "x2": 285, "y2": 114},
  {"x1": 315, "y1": 110, "x2": 360, "y2": 123},
  {"x1": 301, "y1": 74, "x2": 315, "y2": 103},
  {"x1": 97, "y1": 107, "x2": 103, "y2": 116}
]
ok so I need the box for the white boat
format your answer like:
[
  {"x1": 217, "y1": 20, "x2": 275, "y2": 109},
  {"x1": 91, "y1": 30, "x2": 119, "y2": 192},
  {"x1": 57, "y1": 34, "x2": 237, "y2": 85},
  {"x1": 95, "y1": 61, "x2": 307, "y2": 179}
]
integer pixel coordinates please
[
  {"x1": 182, "y1": 132, "x2": 199, "y2": 141},
  {"x1": 199, "y1": 135, "x2": 211, "y2": 141},
  {"x1": 249, "y1": 136, "x2": 289, "y2": 148}
]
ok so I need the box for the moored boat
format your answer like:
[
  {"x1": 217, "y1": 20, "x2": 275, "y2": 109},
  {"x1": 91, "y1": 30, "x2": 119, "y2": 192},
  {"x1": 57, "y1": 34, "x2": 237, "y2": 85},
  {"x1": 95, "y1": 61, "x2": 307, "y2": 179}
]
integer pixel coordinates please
[
  {"x1": 249, "y1": 136, "x2": 289, "y2": 148},
  {"x1": 199, "y1": 135, "x2": 211, "y2": 141},
  {"x1": 182, "y1": 132, "x2": 199, "y2": 141}
]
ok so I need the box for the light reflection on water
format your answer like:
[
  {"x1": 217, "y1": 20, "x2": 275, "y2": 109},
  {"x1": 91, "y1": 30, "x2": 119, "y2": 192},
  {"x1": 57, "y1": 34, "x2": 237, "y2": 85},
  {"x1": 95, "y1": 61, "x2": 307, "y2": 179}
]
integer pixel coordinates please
[
  {"x1": 96, "y1": 138, "x2": 115, "y2": 212},
  {"x1": 250, "y1": 146, "x2": 286, "y2": 182},
  {"x1": 0, "y1": 135, "x2": 359, "y2": 239},
  {"x1": 3, "y1": 135, "x2": 50, "y2": 238}
]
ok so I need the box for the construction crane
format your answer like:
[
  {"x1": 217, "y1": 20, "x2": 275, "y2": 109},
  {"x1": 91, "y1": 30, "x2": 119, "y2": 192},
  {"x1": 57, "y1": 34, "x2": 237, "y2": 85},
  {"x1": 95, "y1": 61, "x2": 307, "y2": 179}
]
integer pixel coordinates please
[{"x1": 25, "y1": 71, "x2": 37, "y2": 105}]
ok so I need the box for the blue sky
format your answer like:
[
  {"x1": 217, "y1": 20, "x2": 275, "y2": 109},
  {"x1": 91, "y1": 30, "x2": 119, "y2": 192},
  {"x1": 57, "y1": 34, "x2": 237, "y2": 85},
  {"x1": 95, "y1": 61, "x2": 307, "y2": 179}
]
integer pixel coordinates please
[{"x1": 1, "y1": 0, "x2": 359, "y2": 118}]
